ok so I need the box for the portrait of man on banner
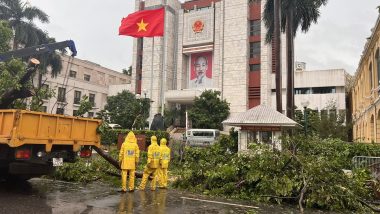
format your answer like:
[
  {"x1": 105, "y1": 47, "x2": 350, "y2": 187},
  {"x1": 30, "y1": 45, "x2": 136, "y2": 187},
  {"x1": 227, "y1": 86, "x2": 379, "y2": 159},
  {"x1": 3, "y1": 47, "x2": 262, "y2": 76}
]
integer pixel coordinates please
[{"x1": 189, "y1": 52, "x2": 213, "y2": 88}]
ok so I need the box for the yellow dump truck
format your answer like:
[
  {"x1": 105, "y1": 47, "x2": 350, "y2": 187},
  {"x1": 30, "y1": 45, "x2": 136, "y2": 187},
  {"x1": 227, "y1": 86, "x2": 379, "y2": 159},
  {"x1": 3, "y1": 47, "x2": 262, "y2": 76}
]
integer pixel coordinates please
[{"x1": 0, "y1": 109, "x2": 101, "y2": 179}]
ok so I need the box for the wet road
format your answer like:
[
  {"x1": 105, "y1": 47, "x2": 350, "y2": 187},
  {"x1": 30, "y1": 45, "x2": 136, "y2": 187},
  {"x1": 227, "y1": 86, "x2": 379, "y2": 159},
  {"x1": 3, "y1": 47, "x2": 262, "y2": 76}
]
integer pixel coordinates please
[{"x1": 0, "y1": 178, "x2": 323, "y2": 214}]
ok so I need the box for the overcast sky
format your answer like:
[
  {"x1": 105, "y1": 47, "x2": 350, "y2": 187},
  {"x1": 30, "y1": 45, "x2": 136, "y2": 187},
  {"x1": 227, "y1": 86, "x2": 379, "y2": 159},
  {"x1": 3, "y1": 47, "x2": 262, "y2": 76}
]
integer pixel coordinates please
[{"x1": 28, "y1": 0, "x2": 379, "y2": 74}]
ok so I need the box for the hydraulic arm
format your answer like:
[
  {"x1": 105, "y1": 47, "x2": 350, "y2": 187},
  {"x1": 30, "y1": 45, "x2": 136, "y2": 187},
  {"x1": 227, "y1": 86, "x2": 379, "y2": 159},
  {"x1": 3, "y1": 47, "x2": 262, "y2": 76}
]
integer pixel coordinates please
[{"x1": 0, "y1": 40, "x2": 77, "y2": 62}]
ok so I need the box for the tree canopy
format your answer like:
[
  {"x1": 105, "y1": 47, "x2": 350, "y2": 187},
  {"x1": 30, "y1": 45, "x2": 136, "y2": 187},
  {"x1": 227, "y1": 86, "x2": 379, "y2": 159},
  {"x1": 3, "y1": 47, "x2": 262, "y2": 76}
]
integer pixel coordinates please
[
  {"x1": 295, "y1": 101, "x2": 349, "y2": 141},
  {"x1": 74, "y1": 95, "x2": 93, "y2": 117},
  {"x1": 0, "y1": 21, "x2": 12, "y2": 52},
  {"x1": 122, "y1": 66, "x2": 132, "y2": 76},
  {"x1": 0, "y1": 0, "x2": 49, "y2": 49},
  {"x1": 263, "y1": 0, "x2": 328, "y2": 43},
  {"x1": 188, "y1": 90, "x2": 230, "y2": 130},
  {"x1": 104, "y1": 90, "x2": 150, "y2": 129}
]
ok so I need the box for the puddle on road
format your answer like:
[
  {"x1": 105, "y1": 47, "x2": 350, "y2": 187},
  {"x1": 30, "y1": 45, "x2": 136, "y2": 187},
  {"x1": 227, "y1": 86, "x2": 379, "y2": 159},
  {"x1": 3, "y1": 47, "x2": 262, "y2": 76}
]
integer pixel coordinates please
[{"x1": 0, "y1": 178, "x2": 326, "y2": 214}]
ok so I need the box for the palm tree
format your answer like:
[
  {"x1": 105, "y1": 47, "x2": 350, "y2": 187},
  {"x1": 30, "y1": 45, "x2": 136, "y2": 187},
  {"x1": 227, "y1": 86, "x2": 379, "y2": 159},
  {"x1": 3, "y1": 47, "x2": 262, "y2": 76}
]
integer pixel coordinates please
[
  {"x1": 0, "y1": 0, "x2": 64, "y2": 108},
  {"x1": 0, "y1": 0, "x2": 63, "y2": 84},
  {"x1": 263, "y1": 0, "x2": 328, "y2": 118},
  {"x1": 36, "y1": 37, "x2": 64, "y2": 88},
  {"x1": 0, "y1": 0, "x2": 49, "y2": 49}
]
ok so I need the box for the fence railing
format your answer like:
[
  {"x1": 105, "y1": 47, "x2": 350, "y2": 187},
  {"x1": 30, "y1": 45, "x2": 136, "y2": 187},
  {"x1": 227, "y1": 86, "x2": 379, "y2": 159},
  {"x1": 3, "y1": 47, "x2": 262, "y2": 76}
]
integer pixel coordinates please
[{"x1": 352, "y1": 156, "x2": 380, "y2": 169}]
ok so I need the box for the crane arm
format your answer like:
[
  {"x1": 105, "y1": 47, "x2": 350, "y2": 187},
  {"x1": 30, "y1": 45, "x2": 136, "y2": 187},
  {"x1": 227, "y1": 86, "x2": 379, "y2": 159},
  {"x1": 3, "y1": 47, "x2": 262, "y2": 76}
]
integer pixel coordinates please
[{"x1": 0, "y1": 40, "x2": 77, "y2": 62}]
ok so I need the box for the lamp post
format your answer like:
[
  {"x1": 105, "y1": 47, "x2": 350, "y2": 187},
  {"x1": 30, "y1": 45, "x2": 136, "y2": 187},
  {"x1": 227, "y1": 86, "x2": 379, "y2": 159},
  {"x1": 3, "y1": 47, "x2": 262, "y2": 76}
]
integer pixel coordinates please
[
  {"x1": 142, "y1": 90, "x2": 148, "y2": 129},
  {"x1": 143, "y1": 89, "x2": 147, "y2": 99},
  {"x1": 301, "y1": 101, "x2": 310, "y2": 135}
]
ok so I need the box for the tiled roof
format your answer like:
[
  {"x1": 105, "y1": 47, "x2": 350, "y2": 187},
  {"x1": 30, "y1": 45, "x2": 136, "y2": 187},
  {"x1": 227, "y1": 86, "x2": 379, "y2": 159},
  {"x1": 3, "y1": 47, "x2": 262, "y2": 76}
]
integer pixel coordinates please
[{"x1": 223, "y1": 105, "x2": 298, "y2": 127}]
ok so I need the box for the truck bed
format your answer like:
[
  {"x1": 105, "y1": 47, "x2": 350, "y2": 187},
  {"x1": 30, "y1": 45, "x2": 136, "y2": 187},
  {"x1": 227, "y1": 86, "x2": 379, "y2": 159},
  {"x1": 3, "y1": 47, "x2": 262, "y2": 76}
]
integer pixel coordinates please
[{"x1": 0, "y1": 110, "x2": 101, "y2": 152}]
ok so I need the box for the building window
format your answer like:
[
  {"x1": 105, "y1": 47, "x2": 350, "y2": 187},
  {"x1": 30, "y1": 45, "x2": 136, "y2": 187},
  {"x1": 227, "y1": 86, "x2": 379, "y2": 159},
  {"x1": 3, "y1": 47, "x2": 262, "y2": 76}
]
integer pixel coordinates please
[
  {"x1": 73, "y1": 110, "x2": 78, "y2": 116},
  {"x1": 369, "y1": 63, "x2": 373, "y2": 89},
  {"x1": 41, "y1": 106, "x2": 47, "y2": 112},
  {"x1": 329, "y1": 109, "x2": 337, "y2": 118},
  {"x1": 250, "y1": 20, "x2": 261, "y2": 36},
  {"x1": 312, "y1": 87, "x2": 336, "y2": 94},
  {"x1": 74, "y1": 91, "x2": 81, "y2": 104},
  {"x1": 250, "y1": 42, "x2": 260, "y2": 58},
  {"x1": 56, "y1": 108, "x2": 64, "y2": 115},
  {"x1": 69, "y1": 70, "x2": 77, "y2": 78},
  {"x1": 84, "y1": 74, "x2": 91, "y2": 81},
  {"x1": 57, "y1": 87, "x2": 66, "y2": 102},
  {"x1": 376, "y1": 49, "x2": 380, "y2": 86},
  {"x1": 320, "y1": 110, "x2": 328, "y2": 119},
  {"x1": 249, "y1": 64, "x2": 260, "y2": 72},
  {"x1": 339, "y1": 110, "x2": 346, "y2": 120},
  {"x1": 88, "y1": 112, "x2": 94, "y2": 118},
  {"x1": 248, "y1": 131, "x2": 258, "y2": 144},
  {"x1": 294, "y1": 88, "x2": 311, "y2": 94},
  {"x1": 89, "y1": 93, "x2": 95, "y2": 106}
]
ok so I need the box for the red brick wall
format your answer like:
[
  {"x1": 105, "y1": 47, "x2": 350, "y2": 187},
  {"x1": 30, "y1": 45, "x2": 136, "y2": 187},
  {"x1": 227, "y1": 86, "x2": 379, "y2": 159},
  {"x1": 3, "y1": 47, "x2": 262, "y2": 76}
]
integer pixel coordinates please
[{"x1": 248, "y1": 1, "x2": 261, "y2": 108}]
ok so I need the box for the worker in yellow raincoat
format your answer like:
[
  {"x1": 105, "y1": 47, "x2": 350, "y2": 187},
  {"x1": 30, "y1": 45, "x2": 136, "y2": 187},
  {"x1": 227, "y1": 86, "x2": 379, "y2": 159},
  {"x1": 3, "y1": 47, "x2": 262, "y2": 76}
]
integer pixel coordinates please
[
  {"x1": 119, "y1": 131, "x2": 140, "y2": 192},
  {"x1": 138, "y1": 135, "x2": 161, "y2": 191},
  {"x1": 157, "y1": 138, "x2": 170, "y2": 188}
]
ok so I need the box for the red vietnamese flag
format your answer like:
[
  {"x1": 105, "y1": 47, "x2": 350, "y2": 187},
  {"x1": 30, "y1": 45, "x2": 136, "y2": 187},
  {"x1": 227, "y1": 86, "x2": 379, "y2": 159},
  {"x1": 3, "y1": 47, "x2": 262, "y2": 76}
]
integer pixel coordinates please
[{"x1": 119, "y1": 7, "x2": 165, "y2": 38}]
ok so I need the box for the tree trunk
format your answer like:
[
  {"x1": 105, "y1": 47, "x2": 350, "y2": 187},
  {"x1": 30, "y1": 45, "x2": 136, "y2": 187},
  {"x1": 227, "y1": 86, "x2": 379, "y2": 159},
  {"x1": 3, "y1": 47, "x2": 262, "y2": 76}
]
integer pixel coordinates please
[
  {"x1": 12, "y1": 39, "x2": 18, "y2": 51},
  {"x1": 274, "y1": 0, "x2": 282, "y2": 113},
  {"x1": 286, "y1": 9, "x2": 294, "y2": 119},
  {"x1": 38, "y1": 72, "x2": 43, "y2": 89},
  {"x1": 0, "y1": 66, "x2": 38, "y2": 109},
  {"x1": 93, "y1": 146, "x2": 150, "y2": 179},
  {"x1": 93, "y1": 146, "x2": 121, "y2": 170}
]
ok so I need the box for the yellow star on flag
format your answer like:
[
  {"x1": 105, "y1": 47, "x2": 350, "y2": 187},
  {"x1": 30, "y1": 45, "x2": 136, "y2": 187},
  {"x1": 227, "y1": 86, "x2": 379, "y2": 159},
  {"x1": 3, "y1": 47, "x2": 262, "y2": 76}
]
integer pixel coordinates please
[{"x1": 137, "y1": 19, "x2": 148, "y2": 32}]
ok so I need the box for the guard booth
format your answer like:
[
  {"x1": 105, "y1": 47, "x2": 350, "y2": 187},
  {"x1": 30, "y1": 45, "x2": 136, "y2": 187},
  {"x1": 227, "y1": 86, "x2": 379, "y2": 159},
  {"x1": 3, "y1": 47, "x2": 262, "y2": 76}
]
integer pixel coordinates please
[{"x1": 223, "y1": 105, "x2": 299, "y2": 151}]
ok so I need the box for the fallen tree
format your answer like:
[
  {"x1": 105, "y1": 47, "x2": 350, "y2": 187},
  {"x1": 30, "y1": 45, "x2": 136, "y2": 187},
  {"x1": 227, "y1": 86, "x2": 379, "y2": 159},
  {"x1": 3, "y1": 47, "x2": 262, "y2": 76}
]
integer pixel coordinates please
[{"x1": 173, "y1": 134, "x2": 380, "y2": 213}]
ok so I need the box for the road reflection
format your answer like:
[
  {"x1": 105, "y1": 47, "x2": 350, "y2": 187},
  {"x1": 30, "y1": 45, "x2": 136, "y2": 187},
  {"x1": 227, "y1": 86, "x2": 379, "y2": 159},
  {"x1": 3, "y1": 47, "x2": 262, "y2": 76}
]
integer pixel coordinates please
[
  {"x1": 117, "y1": 193, "x2": 134, "y2": 214},
  {"x1": 117, "y1": 190, "x2": 168, "y2": 214}
]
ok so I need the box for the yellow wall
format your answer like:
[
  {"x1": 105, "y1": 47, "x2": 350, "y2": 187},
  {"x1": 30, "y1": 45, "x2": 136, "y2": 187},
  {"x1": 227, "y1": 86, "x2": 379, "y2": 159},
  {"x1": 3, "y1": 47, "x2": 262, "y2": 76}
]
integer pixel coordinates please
[{"x1": 352, "y1": 18, "x2": 380, "y2": 142}]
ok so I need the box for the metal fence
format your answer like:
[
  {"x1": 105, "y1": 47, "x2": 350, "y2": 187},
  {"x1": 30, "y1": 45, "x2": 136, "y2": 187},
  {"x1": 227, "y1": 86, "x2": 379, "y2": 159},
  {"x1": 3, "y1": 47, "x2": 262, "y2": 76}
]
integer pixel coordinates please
[{"x1": 352, "y1": 156, "x2": 380, "y2": 169}]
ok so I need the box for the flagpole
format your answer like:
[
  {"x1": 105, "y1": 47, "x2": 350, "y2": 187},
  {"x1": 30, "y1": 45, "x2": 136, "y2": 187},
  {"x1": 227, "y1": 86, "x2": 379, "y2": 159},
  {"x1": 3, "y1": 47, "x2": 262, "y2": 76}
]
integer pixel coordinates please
[
  {"x1": 150, "y1": 37, "x2": 154, "y2": 118},
  {"x1": 160, "y1": 1, "x2": 167, "y2": 116}
]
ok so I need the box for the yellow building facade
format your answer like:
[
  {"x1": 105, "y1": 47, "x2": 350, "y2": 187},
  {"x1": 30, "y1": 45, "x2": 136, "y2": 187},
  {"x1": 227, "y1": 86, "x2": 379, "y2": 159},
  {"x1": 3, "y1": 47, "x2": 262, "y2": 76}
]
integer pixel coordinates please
[{"x1": 352, "y1": 15, "x2": 380, "y2": 142}]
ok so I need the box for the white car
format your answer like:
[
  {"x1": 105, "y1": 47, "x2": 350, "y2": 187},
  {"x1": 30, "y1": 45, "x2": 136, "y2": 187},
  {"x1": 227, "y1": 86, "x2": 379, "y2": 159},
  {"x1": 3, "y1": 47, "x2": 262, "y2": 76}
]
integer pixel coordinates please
[
  {"x1": 108, "y1": 124, "x2": 122, "y2": 129},
  {"x1": 185, "y1": 129, "x2": 220, "y2": 147}
]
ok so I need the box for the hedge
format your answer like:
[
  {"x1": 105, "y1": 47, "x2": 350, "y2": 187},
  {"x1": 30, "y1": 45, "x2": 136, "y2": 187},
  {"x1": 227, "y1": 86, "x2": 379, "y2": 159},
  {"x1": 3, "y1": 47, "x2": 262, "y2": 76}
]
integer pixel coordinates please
[{"x1": 100, "y1": 129, "x2": 170, "y2": 145}]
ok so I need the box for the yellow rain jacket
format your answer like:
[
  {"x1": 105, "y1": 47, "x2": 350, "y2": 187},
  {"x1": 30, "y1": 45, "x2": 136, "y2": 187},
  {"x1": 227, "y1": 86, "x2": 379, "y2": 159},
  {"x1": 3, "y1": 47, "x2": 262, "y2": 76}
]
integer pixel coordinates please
[
  {"x1": 119, "y1": 131, "x2": 140, "y2": 170},
  {"x1": 147, "y1": 136, "x2": 161, "y2": 169},
  {"x1": 159, "y1": 138, "x2": 170, "y2": 169}
]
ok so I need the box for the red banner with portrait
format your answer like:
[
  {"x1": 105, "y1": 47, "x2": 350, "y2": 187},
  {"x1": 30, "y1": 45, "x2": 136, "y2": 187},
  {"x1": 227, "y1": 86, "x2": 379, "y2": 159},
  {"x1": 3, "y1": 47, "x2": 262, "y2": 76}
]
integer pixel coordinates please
[{"x1": 189, "y1": 52, "x2": 213, "y2": 88}]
